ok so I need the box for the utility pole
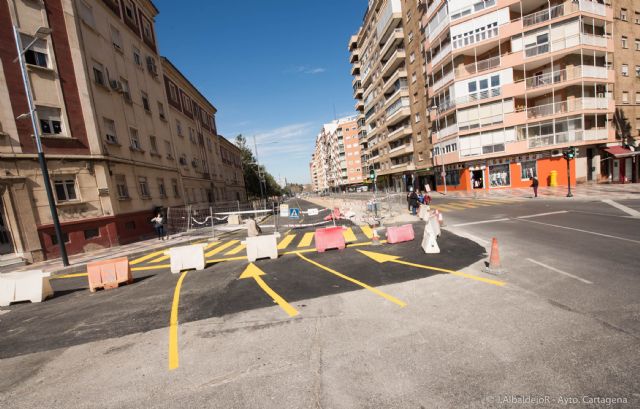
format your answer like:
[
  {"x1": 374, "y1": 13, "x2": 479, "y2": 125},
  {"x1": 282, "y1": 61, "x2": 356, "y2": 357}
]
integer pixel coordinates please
[
  {"x1": 252, "y1": 135, "x2": 265, "y2": 208},
  {"x1": 14, "y1": 26, "x2": 69, "y2": 266}
]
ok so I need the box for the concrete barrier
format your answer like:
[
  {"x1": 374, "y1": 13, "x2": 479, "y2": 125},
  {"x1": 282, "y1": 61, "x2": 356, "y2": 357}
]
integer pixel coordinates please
[
  {"x1": 428, "y1": 214, "x2": 441, "y2": 237},
  {"x1": 228, "y1": 214, "x2": 242, "y2": 225},
  {"x1": 386, "y1": 224, "x2": 415, "y2": 244},
  {"x1": 418, "y1": 205, "x2": 430, "y2": 220},
  {"x1": 315, "y1": 226, "x2": 346, "y2": 252},
  {"x1": 242, "y1": 233, "x2": 281, "y2": 262},
  {"x1": 0, "y1": 270, "x2": 53, "y2": 306},
  {"x1": 87, "y1": 257, "x2": 133, "y2": 292},
  {"x1": 166, "y1": 243, "x2": 207, "y2": 274},
  {"x1": 421, "y1": 222, "x2": 440, "y2": 254}
]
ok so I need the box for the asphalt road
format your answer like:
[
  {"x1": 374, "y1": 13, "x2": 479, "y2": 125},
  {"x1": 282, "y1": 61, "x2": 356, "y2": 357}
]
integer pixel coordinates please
[{"x1": 1, "y1": 196, "x2": 638, "y2": 408}]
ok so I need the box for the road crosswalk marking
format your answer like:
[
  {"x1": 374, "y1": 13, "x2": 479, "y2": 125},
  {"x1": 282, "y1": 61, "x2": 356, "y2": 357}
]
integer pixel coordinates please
[
  {"x1": 205, "y1": 240, "x2": 239, "y2": 257},
  {"x1": 298, "y1": 232, "x2": 315, "y2": 248},
  {"x1": 277, "y1": 234, "x2": 296, "y2": 250},
  {"x1": 343, "y1": 227, "x2": 357, "y2": 242}
]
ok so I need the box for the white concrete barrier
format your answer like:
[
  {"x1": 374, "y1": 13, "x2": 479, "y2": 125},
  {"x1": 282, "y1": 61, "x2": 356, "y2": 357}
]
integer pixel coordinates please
[
  {"x1": 227, "y1": 214, "x2": 242, "y2": 225},
  {"x1": 418, "y1": 205, "x2": 430, "y2": 220},
  {"x1": 166, "y1": 243, "x2": 207, "y2": 274},
  {"x1": 242, "y1": 233, "x2": 281, "y2": 262},
  {"x1": 428, "y1": 214, "x2": 441, "y2": 237},
  {"x1": 421, "y1": 222, "x2": 440, "y2": 254},
  {"x1": 0, "y1": 270, "x2": 53, "y2": 307}
]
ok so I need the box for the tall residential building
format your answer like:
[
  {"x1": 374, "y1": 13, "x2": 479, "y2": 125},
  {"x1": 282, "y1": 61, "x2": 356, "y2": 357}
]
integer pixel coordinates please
[
  {"x1": 309, "y1": 116, "x2": 362, "y2": 192},
  {"x1": 350, "y1": 0, "x2": 433, "y2": 193},
  {"x1": 0, "y1": 0, "x2": 244, "y2": 262},
  {"x1": 423, "y1": 0, "x2": 616, "y2": 192},
  {"x1": 612, "y1": 1, "x2": 640, "y2": 183}
]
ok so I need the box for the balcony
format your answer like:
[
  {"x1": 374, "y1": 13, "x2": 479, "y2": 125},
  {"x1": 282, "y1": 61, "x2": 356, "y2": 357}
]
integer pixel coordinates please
[
  {"x1": 523, "y1": 3, "x2": 569, "y2": 28},
  {"x1": 526, "y1": 97, "x2": 609, "y2": 119},
  {"x1": 428, "y1": 14, "x2": 450, "y2": 42},
  {"x1": 380, "y1": 28, "x2": 404, "y2": 60},
  {"x1": 351, "y1": 62, "x2": 361, "y2": 76},
  {"x1": 431, "y1": 42, "x2": 452, "y2": 68},
  {"x1": 450, "y1": 0, "x2": 496, "y2": 22},
  {"x1": 524, "y1": 66, "x2": 611, "y2": 89},
  {"x1": 355, "y1": 100, "x2": 364, "y2": 111},
  {"x1": 427, "y1": 0, "x2": 443, "y2": 18},
  {"x1": 389, "y1": 143, "x2": 415, "y2": 157},
  {"x1": 525, "y1": 33, "x2": 609, "y2": 59},
  {"x1": 383, "y1": 69, "x2": 407, "y2": 93},
  {"x1": 452, "y1": 26, "x2": 498, "y2": 51},
  {"x1": 385, "y1": 97, "x2": 411, "y2": 125},
  {"x1": 435, "y1": 123, "x2": 459, "y2": 139},
  {"x1": 388, "y1": 124, "x2": 412, "y2": 141},
  {"x1": 430, "y1": 70, "x2": 454, "y2": 94},
  {"x1": 381, "y1": 48, "x2": 406, "y2": 78},
  {"x1": 526, "y1": 129, "x2": 608, "y2": 149},
  {"x1": 383, "y1": 85, "x2": 409, "y2": 110},
  {"x1": 455, "y1": 55, "x2": 500, "y2": 77},
  {"x1": 579, "y1": 0, "x2": 607, "y2": 17},
  {"x1": 456, "y1": 87, "x2": 501, "y2": 105}
]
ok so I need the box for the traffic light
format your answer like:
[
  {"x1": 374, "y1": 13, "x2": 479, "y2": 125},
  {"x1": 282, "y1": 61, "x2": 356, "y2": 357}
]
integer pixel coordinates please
[
  {"x1": 563, "y1": 146, "x2": 576, "y2": 160},
  {"x1": 369, "y1": 168, "x2": 376, "y2": 180}
]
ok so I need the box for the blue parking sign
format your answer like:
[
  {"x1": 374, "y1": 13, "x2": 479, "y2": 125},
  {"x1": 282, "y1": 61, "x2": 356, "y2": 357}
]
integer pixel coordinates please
[{"x1": 289, "y1": 208, "x2": 300, "y2": 219}]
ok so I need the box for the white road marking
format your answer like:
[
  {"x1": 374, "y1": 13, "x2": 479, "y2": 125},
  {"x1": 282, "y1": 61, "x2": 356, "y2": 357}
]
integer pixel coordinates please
[
  {"x1": 526, "y1": 258, "x2": 593, "y2": 284},
  {"x1": 452, "y1": 218, "x2": 510, "y2": 227},
  {"x1": 516, "y1": 211, "x2": 568, "y2": 219},
  {"x1": 517, "y1": 219, "x2": 640, "y2": 245},
  {"x1": 602, "y1": 199, "x2": 640, "y2": 218}
]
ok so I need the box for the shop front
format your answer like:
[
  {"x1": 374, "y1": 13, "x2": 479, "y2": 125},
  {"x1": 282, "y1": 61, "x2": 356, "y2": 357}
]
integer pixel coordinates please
[{"x1": 603, "y1": 146, "x2": 639, "y2": 184}]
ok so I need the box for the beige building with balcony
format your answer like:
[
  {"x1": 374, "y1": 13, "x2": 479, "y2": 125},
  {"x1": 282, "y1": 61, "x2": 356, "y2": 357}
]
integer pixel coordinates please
[
  {"x1": 350, "y1": 0, "x2": 433, "y2": 193},
  {"x1": 423, "y1": 0, "x2": 617, "y2": 192},
  {"x1": 0, "y1": 0, "x2": 244, "y2": 263}
]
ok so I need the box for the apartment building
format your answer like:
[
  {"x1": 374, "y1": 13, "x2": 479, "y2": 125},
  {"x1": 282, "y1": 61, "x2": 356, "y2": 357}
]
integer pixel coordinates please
[
  {"x1": 0, "y1": 0, "x2": 244, "y2": 262},
  {"x1": 611, "y1": 1, "x2": 640, "y2": 183},
  {"x1": 218, "y1": 135, "x2": 246, "y2": 201},
  {"x1": 423, "y1": 0, "x2": 617, "y2": 192},
  {"x1": 350, "y1": 0, "x2": 433, "y2": 193},
  {"x1": 309, "y1": 116, "x2": 363, "y2": 192}
]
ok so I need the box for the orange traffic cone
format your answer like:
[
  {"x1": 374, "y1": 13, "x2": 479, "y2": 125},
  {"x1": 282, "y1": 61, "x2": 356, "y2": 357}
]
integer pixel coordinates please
[{"x1": 482, "y1": 237, "x2": 503, "y2": 275}]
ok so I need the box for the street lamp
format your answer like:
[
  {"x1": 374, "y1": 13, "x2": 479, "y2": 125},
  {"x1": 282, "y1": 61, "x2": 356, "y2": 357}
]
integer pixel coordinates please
[
  {"x1": 252, "y1": 136, "x2": 278, "y2": 208},
  {"x1": 428, "y1": 105, "x2": 447, "y2": 195},
  {"x1": 13, "y1": 25, "x2": 69, "y2": 266}
]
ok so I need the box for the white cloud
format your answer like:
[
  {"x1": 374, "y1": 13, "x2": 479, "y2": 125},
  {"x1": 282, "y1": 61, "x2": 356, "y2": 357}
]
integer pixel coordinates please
[{"x1": 291, "y1": 66, "x2": 326, "y2": 75}]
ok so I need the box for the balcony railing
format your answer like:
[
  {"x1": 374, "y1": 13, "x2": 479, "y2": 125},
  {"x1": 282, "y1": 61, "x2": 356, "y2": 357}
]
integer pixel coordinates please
[
  {"x1": 524, "y1": 33, "x2": 609, "y2": 59},
  {"x1": 388, "y1": 124, "x2": 411, "y2": 140},
  {"x1": 389, "y1": 143, "x2": 414, "y2": 155},
  {"x1": 579, "y1": 0, "x2": 607, "y2": 17},
  {"x1": 525, "y1": 97, "x2": 609, "y2": 119},
  {"x1": 456, "y1": 87, "x2": 501, "y2": 104},
  {"x1": 455, "y1": 55, "x2": 500, "y2": 77},
  {"x1": 384, "y1": 86, "x2": 409, "y2": 108},
  {"x1": 385, "y1": 97, "x2": 411, "y2": 118},
  {"x1": 381, "y1": 28, "x2": 404, "y2": 58},
  {"x1": 427, "y1": 0, "x2": 442, "y2": 19},
  {"x1": 453, "y1": 26, "x2": 499, "y2": 50},
  {"x1": 450, "y1": 0, "x2": 496, "y2": 21},
  {"x1": 431, "y1": 70, "x2": 454, "y2": 92},
  {"x1": 457, "y1": 113, "x2": 503, "y2": 131},
  {"x1": 381, "y1": 48, "x2": 405, "y2": 75},
  {"x1": 431, "y1": 42, "x2": 452, "y2": 67},
  {"x1": 524, "y1": 66, "x2": 610, "y2": 89},
  {"x1": 523, "y1": 3, "x2": 566, "y2": 27},
  {"x1": 435, "y1": 123, "x2": 458, "y2": 139},
  {"x1": 526, "y1": 129, "x2": 610, "y2": 148}
]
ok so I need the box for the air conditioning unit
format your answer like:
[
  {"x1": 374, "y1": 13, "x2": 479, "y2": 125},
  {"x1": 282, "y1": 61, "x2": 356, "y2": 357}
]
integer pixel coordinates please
[
  {"x1": 109, "y1": 80, "x2": 123, "y2": 92},
  {"x1": 105, "y1": 133, "x2": 118, "y2": 144},
  {"x1": 551, "y1": 149, "x2": 562, "y2": 157}
]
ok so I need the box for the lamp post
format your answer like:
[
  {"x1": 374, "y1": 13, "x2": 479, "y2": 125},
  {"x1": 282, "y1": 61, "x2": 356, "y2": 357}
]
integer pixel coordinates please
[
  {"x1": 428, "y1": 105, "x2": 447, "y2": 194},
  {"x1": 252, "y1": 136, "x2": 278, "y2": 208},
  {"x1": 14, "y1": 26, "x2": 69, "y2": 266}
]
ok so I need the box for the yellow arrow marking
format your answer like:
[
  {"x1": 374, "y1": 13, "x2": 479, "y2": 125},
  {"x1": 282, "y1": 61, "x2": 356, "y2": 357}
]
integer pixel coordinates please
[
  {"x1": 296, "y1": 252, "x2": 406, "y2": 307},
  {"x1": 297, "y1": 232, "x2": 315, "y2": 248},
  {"x1": 357, "y1": 250, "x2": 505, "y2": 287},
  {"x1": 342, "y1": 227, "x2": 357, "y2": 243},
  {"x1": 205, "y1": 240, "x2": 239, "y2": 257},
  {"x1": 225, "y1": 243, "x2": 246, "y2": 255},
  {"x1": 359, "y1": 225, "x2": 373, "y2": 239},
  {"x1": 130, "y1": 250, "x2": 165, "y2": 265},
  {"x1": 169, "y1": 271, "x2": 188, "y2": 370},
  {"x1": 277, "y1": 234, "x2": 296, "y2": 250},
  {"x1": 239, "y1": 263, "x2": 299, "y2": 317}
]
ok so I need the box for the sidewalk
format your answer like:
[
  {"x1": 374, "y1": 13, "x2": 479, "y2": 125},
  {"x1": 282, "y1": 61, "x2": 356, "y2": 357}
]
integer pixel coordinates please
[
  {"x1": 435, "y1": 183, "x2": 640, "y2": 200},
  {"x1": 3, "y1": 226, "x2": 242, "y2": 277}
]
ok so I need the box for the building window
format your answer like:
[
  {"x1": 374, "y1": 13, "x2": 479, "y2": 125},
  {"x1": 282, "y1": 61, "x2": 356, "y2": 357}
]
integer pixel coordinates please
[
  {"x1": 110, "y1": 26, "x2": 123, "y2": 51},
  {"x1": 157, "y1": 101, "x2": 166, "y2": 120},
  {"x1": 78, "y1": 1, "x2": 96, "y2": 28},
  {"x1": 623, "y1": 91, "x2": 629, "y2": 103},
  {"x1": 622, "y1": 64, "x2": 629, "y2": 76},
  {"x1": 130, "y1": 128, "x2": 141, "y2": 149},
  {"x1": 124, "y1": 0, "x2": 135, "y2": 21},
  {"x1": 445, "y1": 170, "x2": 461, "y2": 186},
  {"x1": 620, "y1": 8, "x2": 627, "y2": 21},
  {"x1": 636, "y1": 93, "x2": 640, "y2": 104},
  {"x1": 133, "y1": 47, "x2": 141, "y2": 66},
  {"x1": 84, "y1": 228, "x2": 100, "y2": 240},
  {"x1": 489, "y1": 164, "x2": 510, "y2": 187},
  {"x1": 21, "y1": 34, "x2": 48, "y2": 67},
  {"x1": 158, "y1": 178, "x2": 166, "y2": 198},
  {"x1": 149, "y1": 135, "x2": 158, "y2": 153},
  {"x1": 142, "y1": 18, "x2": 153, "y2": 41},
  {"x1": 636, "y1": 65, "x2": 640, "y2": 77},
  {"x1": 520, "y1": 161, "x2": 537, "y2": 180},
  {"x1": 415, "y1": 113, "x2": 421, "y2": 123},
  {"x1": 165, "y1": 140, "x2": 172, "y2": 158},
  {"x1": 176, "y1": 119, "x2": 183, "y2": 136},
  {"x1": 50, "y1": 232, "x2": 69, "y2": 245},
  {"x1": 189, "y1": 127, "x2": 196, "y2": 144},
  {"x1": 121, "y1": 77, "x2": 131, "y2": 102},
  {"x1": 54, "y1": 177, "x2": 78, "y2": 202},
  {"x1": 93, "y1": 62, "x2": 106, "y2": 86},
  {"x1": 38, "y1": 106, "x2": 63, "y2": 135},
  {"x1": 182, "y1": 94, "x2": 192, "y2": 112},
  {"x1": 138, "y1": 177, "x2": 150, "y2": 198},
  {"x1": 636, "y1": 11, "x2": 640, "y2": 24},
  {"x1": 172, "y1": 179, "x2": 180, "y2": 197},
  {"x1": 412, "y1": 72, "x2": 417, "y2": 83},
  {"x1": 622, "y1": 36, "x2": 628, "y2": 49},
  {"x1": 141, "y1": 92, "x2": 150, "y2": 112},
  {"x1": 169, "y1": 83, "x2": 178, "y2": 102},
  {"x1": 408, "y1": 31, "x2": 414, "y2": 43},
  {"x1": 115, "y1": 175, "x2": 129, "y2": 199},
  {"x1": 418, "y1": 151, "x2": 423, "y2": 161},
  {"x1": 636, "y1": 39, "x2": 640, "y2": 51},
  {"x1": 410, "y1": 52, "x2": 415, "y2": 63},
  {"x1": 103, "y1": 117, "x2": 118, "y2": 144}
]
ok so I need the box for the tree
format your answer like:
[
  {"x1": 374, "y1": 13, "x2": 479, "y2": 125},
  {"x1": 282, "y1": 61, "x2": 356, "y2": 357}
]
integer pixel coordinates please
[{"x1": 235, "y1": 134, "x2": 282, "y2": 199}]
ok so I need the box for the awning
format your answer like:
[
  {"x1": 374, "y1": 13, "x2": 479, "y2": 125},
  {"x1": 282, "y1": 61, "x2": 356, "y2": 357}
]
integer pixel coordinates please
[{"x1": 603, "y1": 146, "x2": 640, "y2": 158}]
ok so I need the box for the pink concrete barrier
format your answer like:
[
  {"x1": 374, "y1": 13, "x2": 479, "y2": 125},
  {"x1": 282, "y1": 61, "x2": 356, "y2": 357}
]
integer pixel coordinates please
[
  {"x1": 87, "y1": 257, "x2": 132, "y2": 292},
  {"x1": 386, "y1": 224, "x2": 415, "y2": 244},
  {"x1": 315, "y1": 226, "x2": 346, "y2": 252}
]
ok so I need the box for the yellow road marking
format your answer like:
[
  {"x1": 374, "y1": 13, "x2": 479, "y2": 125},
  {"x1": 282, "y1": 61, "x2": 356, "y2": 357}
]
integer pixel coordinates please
[
  {"x1": 132, "y1": 264, "x2": 171, "y2": 271},
  {"x1": 205, "y1": 240, "x2": 239, "y2": 257},
  {"x1": 429, "y1": 206, "x2": 450, "y2": 212},
  {"x1": 150, "y1": 255, "x2": 169, "y2": 264},
  {"x1": 297, "y1": 232, "x2": 315, "y2": 248},
  {"x1": 454, "y1": 202, "x2": 480, "y2": 208},
  {"x1": 225, "y1": 243, "x2": 246, "y2": 255},
  {"x1": 296, "y1": 252, "x2": 406, "y2": 307},
  {"x1": 169, "y1": 271, "x2": 188, "y2": 370},
  {"x1": 207, "y1": 255, "x2": 247, "y2": 263},
  {"x1": 239, "y1": 264, "x2": 298, "y2": 317},
  {"x1": 52, "y1": 272, "x2": 88, "y2": 279},
  {"x1": 359, "y1": 225, "x2": 373, "y2": 239},
  {"x1": 277, "y1": 234, "x2": 296, "y2": 250},
  {"x1": 283, "y1": 248, "x2": 316, "y2": 255},
  {"x1": 342, "y1": 227, "x2": 357, "y2": 243},
  {"x1": 348, "y1": 240, "x2": 387, "y2": 247},
  {"x1": 130, "y1": 250, "x2": 165, "y2": 265},
  {"x1": 205, "y1": 241, "x2": 220, "y2": 250},
  {"x1": 357, "y1": 250, "x2": 505, "y2": 287}
]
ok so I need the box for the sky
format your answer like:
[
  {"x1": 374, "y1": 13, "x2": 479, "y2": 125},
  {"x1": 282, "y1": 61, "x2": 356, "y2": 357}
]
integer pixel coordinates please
[{"x1": 154, "y1": 0, "x2": 367, "y2": 185}]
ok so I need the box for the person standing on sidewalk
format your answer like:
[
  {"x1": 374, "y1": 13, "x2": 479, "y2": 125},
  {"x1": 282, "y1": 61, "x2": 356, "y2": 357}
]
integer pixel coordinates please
[
  {"x1": 531, "y1": 175, "x2": 539, "y2": 198},
  {"x1": 408, "y1": 189, "x2": 419, "y2": 215},
  {"x1": 151, "y1": 213, "x2": 165, "y2": 240}
]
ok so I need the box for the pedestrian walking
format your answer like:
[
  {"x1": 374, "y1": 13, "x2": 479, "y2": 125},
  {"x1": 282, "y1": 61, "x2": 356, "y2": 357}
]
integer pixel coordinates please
[
  {"x1": 417, "y1": 190, "x2": 425, "y2": 204},
  {"x1": 406, "y1": 187, "x2": 413, "y2": 211},
  {"x1": 408, "y1": 189, "x2": 419, "y2": 215},
  {"x1": 151, "y1": 213, "x2": 165, "y2": 240},
  {"x1": 531, "y1": 175, "x2": 539, "y2": 198}
]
